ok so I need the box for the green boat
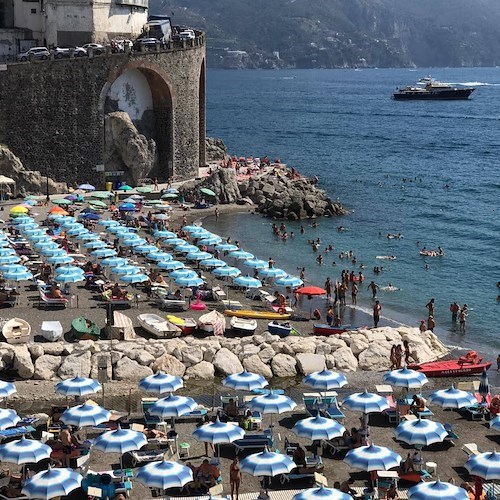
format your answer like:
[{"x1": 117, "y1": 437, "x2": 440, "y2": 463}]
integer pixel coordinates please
[{"x1": 71, "y1": 317, "x2": 100, "y2": 340}]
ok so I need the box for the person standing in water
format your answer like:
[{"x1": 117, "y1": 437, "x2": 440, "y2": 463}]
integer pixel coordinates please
[
  {"x1": 373, "y1": 300, "x2": 381, "y2": 328},
  {"x1": 459, "y1": 304, "x2": 468, "y2": 332},
  {"x1": 426, "y1": 298, "x2": 435, "y2": 318},
  {"x1": 368, "y1": 281, "x2": 379, "y2": 299},
  {"x1": 450, "y1": 302, "x2": 460, "y2": 322},
  {"x1": 351, "y1": 282, "x2": 358, "y2": 305}
]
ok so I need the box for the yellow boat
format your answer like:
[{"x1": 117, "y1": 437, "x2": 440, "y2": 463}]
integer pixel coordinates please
[
  {"x1": 166, "y1": 314, "x2": 197, "y2": 334},
  {"x1": 224, "y1": 310, "x2": 291, "y2": 320}
]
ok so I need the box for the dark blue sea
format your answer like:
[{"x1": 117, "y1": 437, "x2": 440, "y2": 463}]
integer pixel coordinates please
[{"x1": 204, "y1": 68, "x2": 500, "y2": 354}]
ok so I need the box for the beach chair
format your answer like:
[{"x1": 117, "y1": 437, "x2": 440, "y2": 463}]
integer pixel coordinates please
[
  {"x1": 444, "y1": 423, "x2": 459, "y2": 445},
  {"x1": 212, "y1": 286, "x2": 227, "y2": 301},
  {"x1": 321, "y1": 401, "x2": 345, "y2": 422},
  {"x1": 233, "y1": 432, "x2": 274, "y2": 454},
  {"x1": 321, "y1": 438, "x2": 350, "y2": 456},
  {"x1": 141, "y1": 398, "x2": 162, "y2": 426},
  {"x1": 462, "y1": 443, "x2": 481, "y2": 456},
  {"x1": 303, "y1": 393, "x2": 320, "y2": 416},
  {"x1": 38, "y1": 290, "x2": 68, "y2": 309}
]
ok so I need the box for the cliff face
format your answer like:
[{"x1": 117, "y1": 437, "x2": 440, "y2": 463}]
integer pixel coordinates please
[{"x1": 151, "y1": 0, "x2": 500, "y2": 68}]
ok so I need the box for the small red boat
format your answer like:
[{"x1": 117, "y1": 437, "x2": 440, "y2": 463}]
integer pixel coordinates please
[
  {"x1": 313, "y1": 324, "x2": 349, "y2": 336},
  {"x1": 409, "y1": 351, "x2": 491, "y2": 377}
]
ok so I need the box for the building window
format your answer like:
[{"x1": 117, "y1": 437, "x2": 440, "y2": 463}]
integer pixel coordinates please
[{"x1": 31, "y1": 8, "x2": 37, "y2": 13}]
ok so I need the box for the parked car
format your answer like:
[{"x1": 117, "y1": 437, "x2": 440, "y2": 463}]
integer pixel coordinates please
[
  {"x1": 136, "y1": 37, "x2": 159, "y2": 50},
  {"x1": 82, "y1": 43, "x2": 105, "y2": 55},
  {"x1": 111, "y1": 39, "x2": 133, "y2": 53},
  {"x1": 179, "y1": 30, "x2": 195, "y2": 41},
  {"x1": 53, "y1": 46, "x2": 87, "y2": 59},
  {"x1": 17, "y1": 47, "x2": 49, "y2": 62}
]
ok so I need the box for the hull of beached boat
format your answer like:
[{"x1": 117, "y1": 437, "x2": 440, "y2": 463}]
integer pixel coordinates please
[
  {"x1": 40, "y1": 321, "x2": 63, "y2": 342},
  {"x1": 198, "y1": 310, "x2": 226, "y2": 335},
  {"x1": 225, "y1": 310, "x2": 291, "y2": 320},
  {"x1": 138, "y1": 313, "x2": 181, "y2": 338},
  {"x1": 267, "y1": 322, "x2": 292, "y2": 338},
  {"x1": 71, "y1": 316, "x2": 100, "y2": 340},
  {"x1": 409, "y1": 360, "x2": 492, "y2": 377},
  {"x1": 3, "y1": 318, "x2": 31, "y2": 344},
  {"x1": 230, "y1": 316, "x2": 257, "y2": 335},
  {"x1": 313, "y1": 324, "x2": 349, "y2": 336},
  {"x1": 166, "y1": 315, "x2": 197, "y2": 335}
]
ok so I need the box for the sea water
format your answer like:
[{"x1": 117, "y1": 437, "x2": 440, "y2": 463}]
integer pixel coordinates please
[{"x1": 203, "y1": 68, "x2": 500, "y2": 354}]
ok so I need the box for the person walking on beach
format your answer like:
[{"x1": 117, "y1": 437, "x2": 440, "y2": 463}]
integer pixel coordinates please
[
  {"x1": 351, "y1": 282, "x2": 358, "y2": 305},
  {"x1": 230, "y1": 457, "x2": 242, "y2": 500},
  {"x1": 450, "y1": 302, "x2": 460, "y2": 322},
  {"x1": 373, "y1": 300, "x2": 381, "y2": 328},
  {"x1": 426, "y1": 298, "x2": 435, "y2": 318},
  {"x1": 214, "y1": 207, "x2": 220, "y2": 221},
  {"x1": 368, "y1": 281, "x2": 379, "y2": 299}
]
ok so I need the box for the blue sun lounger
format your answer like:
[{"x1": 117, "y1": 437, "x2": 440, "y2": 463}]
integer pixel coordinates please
[
  {"x1": 0, "y1": 425, "x2": 35, "y2": 442},
  {"x1": 321, "y1": 402, "x2": 345, "y2": 422}
]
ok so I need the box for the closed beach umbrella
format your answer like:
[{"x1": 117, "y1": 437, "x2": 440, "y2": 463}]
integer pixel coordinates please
[
  {"x1": 157, "y1": 260, "x2": 185, "y2": 271},
  {"x1": 139, "y1": 372, "x2": 183, "y2": 394},
  {"x1": 101, "y1": 257, "x2": 127, "y2": 267},
  {"x1": 110, "y1": 265, "x2": 140, "y2": 275},
  {"x1": 120, "y1": 273, "x2": 149, "y2": 283},
  {"x1": 212, "y1": 266, "x2": 241, "y2": 278},
  {"x1": 303, "y1": 369, "x2": 348, "y2": 391},
  {"x1": 223, "y1": 370, "x2": 268, "y2": 391},
  {"x1": 344, "y1": 444, "x2": 402, "y2": 472},
  {"x1": 175, "y1": 275, "x2": 204, "y2": 287},
  {"x1": 193, "y1": 417, "x2": 245, "y2": 445},
  {"x1": 55, "y1": 376, "x2": 101, "y2": 397},
  {"x1": 343, "y1": 391, "x2": 390, "y2": 413},
  {"x1": 259, "y1": 267, "x2": 287, "y2": 279},
  {"x1": 147, "y1": 251, "x2": 173, "y2": 262},
  {"x1": 465, "y1": 451, "x2": 500, "y2": 480},
  {"x1": 247, "y1": 393, "x2": 296, "y2": 415},
  {"x1": 243, "y1": 258, "x2": 267, "y2": 269},
  {"x1": 395, "y1": 419, "x2": 447, "y2": 447},
  {"x1": 0, "y1": 381, "x2": 16, "y2": 399},
  {"x1": 149, "y1": 394, "x2": 197, "y2": 419},
  {"x1": 186, "y1": 251, "x2": 212, "y2": 261},
  {"x1": 428, "y1": 385, "x2": 476, "y2": 409},
  {"x1": 408, "y1": 480, "x2": 468, "y2": 500},
  {"x1": 229, "y1": 250, "x2": 254, "y2": 260},
  {"x1": 22, "y1": 467, "x2": 82, "y2": 499},
  {"x1": 275, "y1": 275, "x2": 303, "y2": 288},
  {"x1": 0, "y1": 409, "x2": 20, "y2": 429},
  {"x1": 234, "y1": 275, "x2": 262, "y2": 288},
  {"x1": 200, "y1": 258, "x2": 226, "y2": 268},
  {"x1": 170, "y1": 269, "x2": 197, "y2": 280},
  {"x1": 384, "y1": 367, "x2": 428, "y2": 389},
  {"x1": 91, "y1": 248, "x2": 117, "y2": 258},
  {"x1": 60, "y1": 403, "x2": 110, "y2": 427},
  {"x1": 93, "y1": 426, "x2": 147, "y2": 455},
  {"x1": 292, "y1": 416, "x2": 346, "y2": 441},
  {"x1": 136, "y1": 460, "x2": 193, "y2": 490},
  {"x1": 215, "y1": 243, "x2": 239, "y2": 252},
  {"x1": 0, "y1": 436, "x2": 51, "y2": 464},
  {"x1": 240, "y1": 450, "x2": 295, "y2": 477},
  {"x1": 293, "y1": 485, "x2": 352, "y2": 500}
]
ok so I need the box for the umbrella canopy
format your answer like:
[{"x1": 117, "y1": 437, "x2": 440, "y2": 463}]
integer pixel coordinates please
[
  {"x1": 48, "y1": 207, "x2": 68, "y2": 215},
  {"x1": 0, "y1": 264, "x2": 27, "y2": 274},
  {"x1": 212, "y1": 266, "x2": 241, "y2": 278},
  {"x1": 240, "y1": 450, "x2": 295, "y2": 477},
  {"x1": 0, "y1": 409, "x2": 20, "y2": 430},
  {"x1": 118, "y1": 184, "x2": 133, "y2": 191},
  {"x1": 60, "y1": 403, "x2": 110, "y2": 427},
  {"x1": 136, "y1": 460, "x2": 193, "y2": 490},
  {"x1": 157, "y1": 260, "x2": 185, "y2": 271},
  {"x1": 54, "y1": 265, "x2": 84, "y2": 275},
  {"x1": 170, "y1": 269, "x2": 197, "y2": 280},
  {"x1": 175, "y1": 243, "x2": 200, "y2": 253},
  {"x1": 78, "y1": 183, "x2": 95, "y2": 191},
  {"x1": 120, "y1": 273, "x2": 149, "y2": 283},
  {"x1": 149, "y1": 394, "x2": 197, "y2": 419},
  {"x1": 153, "y1": 230, "x2": 177, "y2": 238},
  {"x1": 233, "y1": 275, "x2": 262, "y2": 288},
  {"x1": 229, "y1": 250, "x2": 254, "y2": 260},
  {"x1": 3, "y1": 270, "x2": 33, "y2": 281},
  {"x1": 0, "y1": 381, "x2": 16, "y2": 399},
  {"x1": 199, "y1": 236, "x2": 223, "y2": 246},
  {"x1": 88, "y1": 199, "x2": 108, "y2": 208},
  {"x1": 395, "y1": 418, "x2": 447, "y2": 447},
  {"x1": 83, "y1": 240, "x2": 107, "y2": 249},
  {"x1": 384, "y1": 367, "x2": 429, "y2": 389},
  {"x1": 303, "y1": 369, "x2": 348, "y2": 391},
  {"x1": 52, "y1": 198, "x2": 72, "y2": 205},
  {"x1": 247, "y1": 393, "x2": 296, "y2": 414},
  {"x1": 175, "y1": 276, "x2": 204, "y2": 287},
  {"x1": 259, "y1": 267, "x2": 287, "y2": 279},
  {"x1": 91, "y1": 248, "x2": 117, "y2": 258},
  {"x1": 344, "y1": 444, "x2": 402, "y2": 472},
  {"x1": 55, "y1": 273, "x2": 84, "y2": 284},
  {"x1": 293, "y1": 486, "x2": 352, "y2": 500},
  {"x1": 22, "y1": 466, "x2": 82, "y2": 499},
  {"x1": 479, "y1": 369, "x2": 490, "y2": 400},
  {"x1": 161, "y1": 192, "x2": 178, "y2": 199},
  {"x1": 119, "y1": 202, "x2": 136, "y2": 211},
  {"x1": 162, "y1": 237, "x2": 187, "y2": 246},
  {"x1": 134, "y1": 244, "x2": 159, "y2": 255},
  {"x1": 186, "y1": 251, "x2": 212, "y2": 261},
  {"x1": 465, "y1": 451, "x2": 500, "y2": 480},
  {"x1": 193, "y1": 417, "x2": 245, "y2": 444},
  {"x1": 93, "y1": 426, "x2": 147, "y2": 455},
  {"x1": 101, "y1": 257, "x2": 128, "y2": 267},
  {"x1": 490, "y1": 416, "x2": 500, "y2": 431},
  {"x1": 200, "y1": 187, "x2": 216, "y2": 197},
  {"x1": 275, "y1": 275, "x2": 304, "y2": 288},
  {"x1": 139, "y1": 372, "x2": 183, "y2": 394},
  {"x1": 147, "y1": 251, "x2": 173, "y2": 262},
  {"x1": 0, "y1": 436, "x2": 51, "y2": 464},
  {"x1": 10, "y1": 205, "x2": 29, "y2": 214},
  {"x1": 222, "y1": 370, "x2": 268, "y2": 391},
  {"x1": 81, "y1": 213, "x2": 101, "y2": 221},
  {"x1": 200, "y1": 258, "x2": 227, "y2": 268},
  {"x1": 92, "y1": 192, "x2": 114, "y2": 199},
  {"x1": 292, "y1": 416, "x2": 346, "y2": 441},
  {"x1": 215, "y1": 243, "x2": 239, "y2": 252},
  {"x1": 243, "y1": 258, "x2": 268, "y2": 269},
  {"x1": 55, "y1": 376, "x2": 101, "y2": 397},
  {"x1": 122, "y1": 238, "x2": 147, "y2": 247},
  {"x1": 0, "y1": 255, "x2": 21, "y2": 265},
  {"x1": 296, "y1": 286, "x2": 326, "y2": 296},
  {"x1": 47, "y1": 255, "x2": 74, "y2": 265},
  {"x1": 428, "y1": 385, "x2": 476, "y2": 409},
  {"x1": 343, "y1": 391, "x2": 390, "y2": 413},
  {"x1": 136, "y1": 186, "x2": 153, "y2": 193},
  {"x1": 110, "y1": 264, "x2": 141, "y2": 275},
  {"x1": 408, "y1": 480, "x2": 468, "y2": 500}
]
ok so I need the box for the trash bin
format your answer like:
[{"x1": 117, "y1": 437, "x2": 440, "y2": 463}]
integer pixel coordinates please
[{"x1": 105, "y1": 181, "x2": 113, "y2": 192}]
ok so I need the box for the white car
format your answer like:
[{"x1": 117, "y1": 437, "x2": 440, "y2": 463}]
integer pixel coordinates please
[
  {"x1": 53, "y1": 47, "x2": 87, "y2": 59},
  {"x1": 83, "y1": 43, "x2": 105, "y2": 55},
  {"x1": 17, "y1": 47, "x2": 49, "y2": 61},
  {"x1": 179, "y1": 30, "x2": 195, "y2": 41}
]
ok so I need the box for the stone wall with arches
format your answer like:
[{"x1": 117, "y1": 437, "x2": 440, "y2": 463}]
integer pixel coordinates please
[{"x1": 0, "y1": 41, "x2": 206, "y2": 186}]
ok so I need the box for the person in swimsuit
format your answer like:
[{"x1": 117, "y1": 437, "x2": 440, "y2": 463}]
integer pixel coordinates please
[
  {"x1": 368, "y1": 281, "x2": 379, "y2": 299},
  {"x1": 230, "y1": 457, "x2": 242, "y2": 500},
  {"x1": 426, "y1": 298, "x2": 435, "y2": 317},
  {"x1": 373, "y1": 300, "x2": 381, "y2": 327}
]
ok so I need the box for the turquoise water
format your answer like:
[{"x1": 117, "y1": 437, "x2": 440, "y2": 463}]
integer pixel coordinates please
[{"x1": 204, "y1": 68, "x2": 500, "y2": 353}]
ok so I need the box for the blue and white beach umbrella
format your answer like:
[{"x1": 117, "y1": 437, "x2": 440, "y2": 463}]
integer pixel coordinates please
[
  {"x1": 55, "y1": 376, "x2": 101, "y2": 397},
  {"x1": 490, "y1": 416, "x2": 500, "y2": 431},
  {"x1": 222, "y1": 370, "x2": 268, "y2": 391},
  {"x1": 233, "y1": 275, "x2": 262, "y2": 288},
  {"x1": 229, "y1": 250, "x2": 254, "y2": 260},
  {"x1": 55, "y1": 273, "x2": 84, "y2": 284},
  {"x1": 4, "y1": 270, "x2": 33, "y2": 281},
  {"x1": 243, "y1": 259, "x2": 268, "y2": 269},
  {"x1": 149, "y1": 394, "x2": 197, "y2": 419},
  {"x1": 60, "y1": 403, "x2": 111, "y2": 427},
  {"x1": 395, "y1": 418, "x2": 447, "y2": 447},
  {"x1": 259, "y1": 267, "x2": 287, "y2": 279},
  {"x1": 0, "y1": 408, "x2": 20, "y2": 429},
  {"x1": 293, "y1": 485, "x2": 352, "y2": 500},
  {"x1": 136, "y1": 460, "x2": 193, "y2": 490},
  {"x1": 275, "y1": 275, "x2": 304, "y2": 288},
  {"x1": 83, "y1": 240, "x2": 106, "y2": 249},
  {"x1": 465, "y1": 451, "x2": 500, "y2": 480},
  {"x1": 162, "y1": 237, "x2": 187, "y2": 246},
  {"x1": 101, "y1": 257, "x2": 128, "y2": 267},
  {"x1": 76, "y1": 232, "x2": 100, "y2": 241},
  {"x1": 0, "y1": 264, "x2": 27, "y2": 274},
  {"x1": 193, "y1": 417, "x2": 245, "y2": 445},
  {"x1": 135, "y1": 244, "x2": 159, "y2": 255},
  {"x1": 292, "y1": 416, "x2": 346, "y2": 441},
  {"x1": 247, "y1": 393, "x2": 297, "y2": 414},
  {"x1": 110, "y1": 264, "x2": 140, "y2": 275},
  {"x1": 121, "y1": 273, "x2": 149, "y2": 284},
  {"x1": 240, "y1": 450, "x2": 296, "y2": 477},
  {"x1": 408, "y1": 480, "x2": 468, "y2": 500},
  {"x1": 344, "y1": 444, "x2": 402, "y2": 472},
  {"x1": 212, "y1": 266, "x2": 241, "y2": 278},
  {"x1": 303, "y1": 369, "x2": 348, "y2": 390},
  {"x1": 175, "y1": 276, "x2": 204, "y2": 287},
  {"x1": 157, "y1": 260, "x2": 185, "y2": 271},
  {"x1": 383, "y1": 367, "x2": 428, "y2": 389},
  {"x1": 186, "y1": 251, "x2": 212, "y2": 261},
  {"x1": 22, "y1": 467, "x2": 82, "y2": 500},
  {"x1": 147, "y1": 251, "x2": 173, "y2": 262},
  {"x1": 66, "y1": 227, "x2": 86, "y2": 237},
  {"x1": 428, "y1": 385, "x2": 476, "y2": 409},
  {"x1": 0, "y1": 249, "x2": 16, "y2": 257},
  {"x1": 215, "y1": 243, "x2": 239, "y2": 252},
  {"x1": 175, "y1": 243, "x2": 200, "y2": 253},
  {"x1": 200, "y1": 258, "x2": 227, "y2": 268},
  {"x1": 122, "y1": 238, "x2": 146, "y2": 247},
  {"x1": 91, "y1": 248, "x2": 117, "y2": 258},
  {"x1": 0, "y1": 381, "x2": 16, "y2": 399},
  {"x1": 170, "y1": 269, "x2": 197, "y2": 280},
  {"x1": 0, "y1": 436, "x2": 51, "y2": 464},
  {"x1": 47, "y1": 255, "x2": 74, "y2": 265},
  {"x1": 153, "y1": 230, "x2": 177, "y2": 238},
  {"x1": 0, "y1": 255, "x2": 20, "y2": 265},
  {"x1": 41, "y1": 247, "x2": 66, "y2": 257},
  {"x1": 343, "y1": 391, "x2": 390, "y2": 413},
  {"x1": 55, "y1": 265, "x2": 83, "y2": 276},
  {"x1": 183, "y1": 225, "x2": 203, "y2": 233},
  {"x1": 93, "y1": 427, "x2": 147, "y2": 455},
  {"x1": 139, "y1": 372, "x2": 183, "y2": 394},
  {"x1": 99, "y1": 220, "x2": 120, "y2": 227},
  {"x1": 199, "y1": 236, "x2": 223, "y2": 246}
]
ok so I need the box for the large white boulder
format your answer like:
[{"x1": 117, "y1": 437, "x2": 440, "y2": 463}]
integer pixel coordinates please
[
  {"x1": 12, "y1": 345, "x2": 35, "y2": 379},
  {"x1": 152, "y1": 353, "x2": 186, "y2": 377},
  {"x1": 357, "y1": 342, "x2": 392, "y2": 371},
  {"x1": 296, "y1": 353, "x2": 326, "y2": 375},
  {"x1": 185, "y1": 361, "x2": 215, "y2": 380},
  {"x1": 349, "y1": 336, "x2": 369, "y2": 356},
  {"x1": 115, "y1": 357, "x2": 153, "y2": 381},
  {"x1": 213, "y1": 348, "x2": 243, "y2": 375},
  {"x1": 243, "y1": 355, "x2": 273, "y2": 379},
  {"x1": 324, "y1": 337, "x2": 348, "y2": 351},
  {"x1": 258, "y1": 346, "x2": 275, "y2": 364},
  {"x1": 58, "y1": 351, "x2": 92, "y2": 379},
  {"x1": 271, "y1": 354, "x2": 297, "y2": 377},
  {"x1": 331, "y1": 347, "x2": 358, "y2": 372},
  {"x1": 0, "y1": 348, "x2": 14, "y2": 371},
  {"x1": 34, "y1": 355, "x2": 61, "y2": 380},
  {"x1": 42, "y1": 343, "x2": 65, "y2": 356},
  {"x1": 28, "y1": 345, "x2": 44, "y2": 359}
]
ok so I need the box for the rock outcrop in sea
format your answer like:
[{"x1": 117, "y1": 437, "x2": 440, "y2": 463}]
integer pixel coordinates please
[{"x1": 1, "y1": 327, "x2": 449, "y2": 382}]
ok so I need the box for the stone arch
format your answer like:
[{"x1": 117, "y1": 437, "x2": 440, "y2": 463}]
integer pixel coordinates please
[
  {"x1": 198, "y1": 58, "x2": 206, "y2": 167},
  {"x1": 101, "y1": 60, "x2": 175, "y2": 182}
]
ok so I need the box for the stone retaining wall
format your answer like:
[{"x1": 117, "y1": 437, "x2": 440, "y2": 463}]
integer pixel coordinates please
[{"x1": 0, "y1": 327, "x2": 449, "y2": 382}]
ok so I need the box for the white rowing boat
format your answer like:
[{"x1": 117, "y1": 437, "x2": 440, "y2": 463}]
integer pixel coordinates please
[
  {"x1": 138, "y1": 313, "x2": 181, "y2": 338},
  {"x1": 230, "y1": 316, "x2": 257, "y2": 335}
]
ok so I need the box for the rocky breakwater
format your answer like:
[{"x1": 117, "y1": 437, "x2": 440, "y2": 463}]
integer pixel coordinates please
[{"x1": 0, "y1": 327, "x2": 448, "y2": 382}]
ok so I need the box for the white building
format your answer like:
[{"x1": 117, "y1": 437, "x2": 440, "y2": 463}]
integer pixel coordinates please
[{"x1": 0, "y1": 0, "x2": 148, "y2": 57}]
